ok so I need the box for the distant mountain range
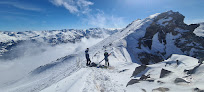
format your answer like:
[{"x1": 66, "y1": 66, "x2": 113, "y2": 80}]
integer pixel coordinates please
[{"x1": 0, "y1": 28, "x2": 119, "y2": 59}]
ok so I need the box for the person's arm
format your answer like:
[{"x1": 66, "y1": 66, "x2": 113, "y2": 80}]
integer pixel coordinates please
[{"x1": 108, "y1": 53, "x2": 111, "y2": 56}]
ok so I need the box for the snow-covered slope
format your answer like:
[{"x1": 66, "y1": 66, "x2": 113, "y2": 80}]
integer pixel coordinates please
[
  {"x1": 194, "y1": 22, "x2": 204, "y2": 37},
  {"x1": 126, "y1": 54, "x2": 204, "y2": 92},
  {"x1": 89, "y1": 10, "x2": 203, "y2": 65},
  {"x1": 0, "y1": 10, "x2": 204, "y2": 92},
  {"x1": 40, "y1": 54, "x2": 204, "y2": 92},
  {"x1": 119, "y1": 10, "x2": 203, "y2": 64}
]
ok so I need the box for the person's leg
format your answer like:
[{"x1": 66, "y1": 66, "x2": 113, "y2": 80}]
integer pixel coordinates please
[
  {"x1": 88, "y1": 58, "x2": 91, "y2": 65},
  {"x1": 86, "y1": 59, "x2": 88, "y2": 66},
  {"x1": 105, "y1": 61, "x2": 107, "y2": 66}
]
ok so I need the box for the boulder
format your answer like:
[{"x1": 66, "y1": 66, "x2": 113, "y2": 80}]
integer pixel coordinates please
[
  {"x1": 174, "y1": 78, "x2": 190, "y2": 84},
  {"x1": 142, "y1": 89, "x2": 146, "y2": 92},
  {"x1": 126, "y1": 79, "x2": 140, "y2": 87},
  {"x1": 193, "y1": 88, "x2": 204, "y2": 92},
  {"x1": 160, "y1": 68, "x2": 172, "y2": 78},
  {"x1": 157, "y1": 80, "x2": 165, "y2": 84},
  {"x1": 152, "y1": 87, "x2": 169, "y2": 92},
  {"x1": 131, "y1": 65, "x2": 147, "y2": 77}
]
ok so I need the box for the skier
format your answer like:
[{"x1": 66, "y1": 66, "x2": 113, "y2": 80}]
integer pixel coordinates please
[
  {"x1": 85, "y1": 48, "x2": 91, "y2": 66},
  {"x1": 104, "y1": 51, "x2": 110, "y2": 66}
]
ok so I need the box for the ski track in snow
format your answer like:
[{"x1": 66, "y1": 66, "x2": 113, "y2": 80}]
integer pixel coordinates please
[{"x1": 40, "y1": 64, "x2": 134, "y2": 92}]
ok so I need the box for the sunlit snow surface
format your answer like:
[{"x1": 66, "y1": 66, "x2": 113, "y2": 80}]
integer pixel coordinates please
[{"x1": 194, "y1": 23, "x2": 204, "y2": 37}]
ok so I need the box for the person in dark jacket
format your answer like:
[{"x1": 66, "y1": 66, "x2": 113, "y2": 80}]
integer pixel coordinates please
[
  {"x1": 85, "y1": 48, "x2": 91, "y2": 66},
  {"x1": 104, "y1": 51, "x2": 110, "y2": 66}
]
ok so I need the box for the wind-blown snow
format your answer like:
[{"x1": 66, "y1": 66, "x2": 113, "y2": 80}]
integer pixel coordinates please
[{"x1": 0, "y1": 37, "x2": 103, "y2": 87}]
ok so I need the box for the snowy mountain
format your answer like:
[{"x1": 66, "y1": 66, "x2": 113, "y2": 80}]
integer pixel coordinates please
[
  {"x1": 118, "y1": 10, "x2": 204, "y2": 64},
  {"x1": 0, "y1": 28, "x2": 119, "y2": 60},
  {"x1": 0, "y1": 10, "x2": 204, "y2": 92}
]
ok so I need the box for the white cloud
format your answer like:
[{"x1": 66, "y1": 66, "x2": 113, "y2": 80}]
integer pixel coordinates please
[
  {"x1": 0, "y1": 2, "x2": 43, "y2": 11},
  {"x1": 50, "y1": 0, "x2": 93, "y2": 14},
  {"x1": 0, "y1": 37, "x2": 103, "y2": 84},
  {"x1": 50, "y1": 0, "x2": 126, "y2": 29},
  {"x1": 83, "y1": 10, "x2": 126, "y2": 28}
]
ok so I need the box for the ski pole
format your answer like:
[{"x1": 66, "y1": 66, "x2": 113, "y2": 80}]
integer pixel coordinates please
[{"x1": 99, "y1": 58, "x2": 105, "y2": 64}]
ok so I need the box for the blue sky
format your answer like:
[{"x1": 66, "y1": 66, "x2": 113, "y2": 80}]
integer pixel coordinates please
[{"x1": 0, "y1": 0, "x2": 204, "y2": 31}]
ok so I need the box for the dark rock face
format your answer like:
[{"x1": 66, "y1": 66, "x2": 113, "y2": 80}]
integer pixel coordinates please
[
  {"x1": 131, "y1": 65, "x2": 147, "y2": 77},
  {"x1": 126, "y1": 77, "x2": 154, "y2": 87},
  {"x1": 157, "y1": 80, "x2": 165, "y2": 84},
  {"x1": 152, "y1": 87, "x2": 170, "y2": 92},
  {"x1": 126, "y1": 79, "x2": 140, "y2": 87},
  {"x1": 174, "y1": 78, "x2": 190, "y2": 84},
  {"x1": 194, "y1": 88, "x2": 204, "y2": 92},
  {"x1": 126, "y1": 10, "x2": 204, "y2": 65},
  {"x1": 138, "y1": 52, "x2": 163, "y2": 65},
  {"x1": 140, "y1": 74, "x2": 150, "y2": 80},
  {"x1": 141, "y1": 89, "x2": 146, "y2": 92},
  {"x1": 160, "y1": 68, "x2": 172, "y2": 78}
]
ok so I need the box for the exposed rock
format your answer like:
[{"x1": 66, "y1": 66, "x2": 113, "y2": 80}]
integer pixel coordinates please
[
  {"x1": 127, "y1": 10, "x2": 204, "y2": 65},
  {"x1": 127, "y1": 74, "x2": 154, "y2": 87},
  {"x1": 118, "y1": 69, "x2": 129, "y2": 73},
  {"x1": 152, "y1": 87, "x2": 169, "y2": 92},
  {"x1": 142, "y1": 89, "x2": 146, "y2": 92},
  {"x1": 126, "y1": 79, "x2": 140, "y2": 87},
  {"x1": 126, "y1": 78, "x2": 154, "y2": 87},
  {"x1": 160, "y1": 68, "x2": 172, "y2": 78},
  {"x1": 193, "y1": 88, "x2": 204, "y2": 92},
  {"x1": 165, "y1": 62, "x2": 172, "y2": 67},
  {"x1": 184, "y1": 63, "x2": 202, "y2": 75},
  {"x1": 131, "y1": 65, "x2": 147, "y2": 77},
  {"x1": 157, "y1": 80, "x2": 165, "y2": 84},
  {"x1": 138, "y1": 52, "x2": 163, "y2": 65},
  {"x1": 174, "y1": 78, "x2": 190, "y2": 84},
  {"x1": 140, "y1": 74, "x2": 150, "y2": 80},
  {"x1": 146, "y1": 79, "x2": 154, "y2": 82}
]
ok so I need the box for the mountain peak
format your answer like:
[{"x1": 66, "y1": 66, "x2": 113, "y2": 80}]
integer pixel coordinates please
[
  {"x1": 116, "y1": 10, "x2": 203, "y2": 64},
  {"x1": 155, "y1": 10, "x2": 185, "y2": 26}
]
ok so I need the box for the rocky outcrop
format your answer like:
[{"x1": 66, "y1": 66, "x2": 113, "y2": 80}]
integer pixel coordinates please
[
  {"x1": 174, "y1": 78, "x2": 190, "y2": 84},
  {"x1": 126, "y1": 79, "x2": 140, "y2": 87},
  {"x1": 152, "y1": 87, "x2": 170, "y2": 92},
  {"x1": 125, "y1": 10, "x2": 204, "y2": 65},
  {"x1": 194, "y1": 88, "x2": 204, "y2": 92},
  {"x1": 184, "y1": 63, "x2": 202, "y2": 75},
  {"x1": 160, "y1": 68, "x2": 172, "y2": 78},
  {"x1": 131, "y1": 65, "x2": 147, "y2": 77}
]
